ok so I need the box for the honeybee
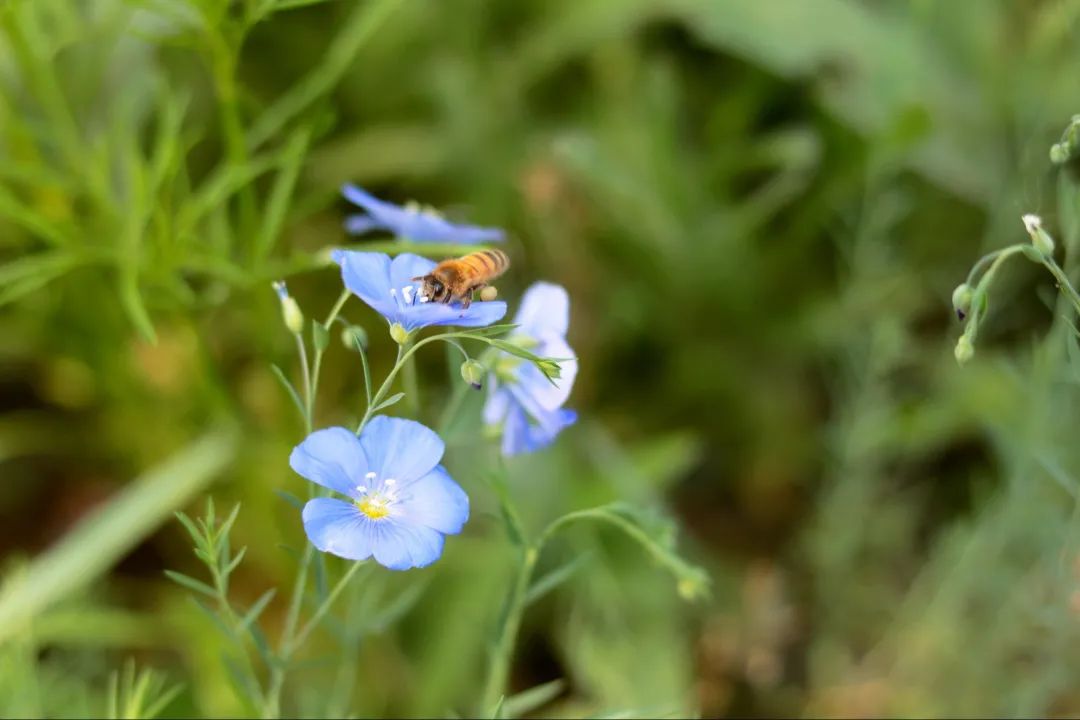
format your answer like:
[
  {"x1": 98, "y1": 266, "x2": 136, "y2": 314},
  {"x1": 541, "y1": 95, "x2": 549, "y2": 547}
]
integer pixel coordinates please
[{"x1": 413, "y1": 249, "x2": 509, "y2": 309}]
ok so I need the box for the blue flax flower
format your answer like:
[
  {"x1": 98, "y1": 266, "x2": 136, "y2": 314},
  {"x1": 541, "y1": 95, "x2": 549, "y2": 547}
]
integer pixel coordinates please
[
  {"x1": 342, "y1": 184, "x2": 505, "y2": 244},
  {"x1": 484, "y1": 282, "x2": 578, "y2": 456},
  {"x1": 290, "y1": 416, "x2": 469, "y2": 570},
  {"x1": 333, "y1": 250, "x2": 507, "y2": 332}
]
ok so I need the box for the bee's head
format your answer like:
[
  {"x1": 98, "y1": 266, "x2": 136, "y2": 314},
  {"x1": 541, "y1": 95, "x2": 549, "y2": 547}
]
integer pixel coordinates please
[{"x1": 413, "y1": 274, "x2": 448, "y2": 303}]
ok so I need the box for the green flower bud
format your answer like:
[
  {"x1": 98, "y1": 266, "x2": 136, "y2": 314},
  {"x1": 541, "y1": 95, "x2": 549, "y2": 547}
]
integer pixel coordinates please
[
  {"x1": 460, "y1": 358, "x2": 485, "y2": 390},
  {"x1": 1020, "y1": 244, "x2": 1044, "y2": 263},
  {"x1": 951, "y1": 283, "x2": 973, "y2": 321},
  {"x1": 1051, "y1": 142, "x2": 1070, "y2": 165},
  {"x1": 954, "y1": 334, "x2": 975, "y2": 366},
  {"x1": 341, "y1": 325, "x2": 368, "y2": 351},
  {"x1": 1023, "y1": 213, "x2": 1055, "y2": 258},
  {"x1": 677, "y1": 573, "x2": 710, "y2": 602},
  {"x1": 272, "y1": 281, "x2": 304, "y2": 335},
  {"x1": 389, "y1": 322, "x2": 410, "y2": 345}
]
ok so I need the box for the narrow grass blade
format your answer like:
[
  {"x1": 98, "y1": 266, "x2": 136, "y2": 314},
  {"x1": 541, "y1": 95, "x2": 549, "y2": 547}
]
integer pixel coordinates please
[{"x1": 0, "y1": 431, "x2": 235, "y2": 644}]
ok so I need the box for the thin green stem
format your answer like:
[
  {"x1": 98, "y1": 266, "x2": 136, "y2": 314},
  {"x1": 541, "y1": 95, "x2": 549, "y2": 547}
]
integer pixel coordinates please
[
  {"x1": 307, "y1": 290, "x2": 352, "y2": 425},
  {"x1": 324, "y1": 290, "x2": 352, "y2": 327},
  {"x1": 480, "y1": 544, "x2": 538, "y2": 714},
  {"x1": 356, "y1": 338, "x2": 428, "y2": 433},
  {"x1": 295, "y1": 333, "x2": 313, "y2": 434},
  {"x1": 286, "y1": 561, "x2": 366, "y2": 654},
  {"x1": 966, "y1": 247, "x2": 1009, "y2": 287},
  {"x1": 1042, "y1": 256, "x2": 1080, "y2": 318},
  {"x1": 437, "y1": 380, "x2": 472, "y2": 436},
  {"x1": 402, "y1": 343, "x2": 421, "y2": 417}
]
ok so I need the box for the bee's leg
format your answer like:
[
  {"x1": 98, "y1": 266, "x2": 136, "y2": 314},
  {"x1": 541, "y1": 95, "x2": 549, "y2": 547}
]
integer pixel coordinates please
[{"x1": 460, "y1": 283, "x2": 486, "y2": 310}]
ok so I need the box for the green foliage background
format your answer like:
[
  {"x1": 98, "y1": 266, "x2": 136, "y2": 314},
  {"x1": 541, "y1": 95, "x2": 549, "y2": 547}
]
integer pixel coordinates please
[{"x1": 3, "y1": 0, "x2": 1080, "y2": 716}]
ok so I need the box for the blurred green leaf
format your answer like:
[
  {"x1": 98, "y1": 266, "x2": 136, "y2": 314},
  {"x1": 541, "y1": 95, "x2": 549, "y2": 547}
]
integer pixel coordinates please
[{"x1": 0, "y1": 431, "x2": 235, "y2": 644}]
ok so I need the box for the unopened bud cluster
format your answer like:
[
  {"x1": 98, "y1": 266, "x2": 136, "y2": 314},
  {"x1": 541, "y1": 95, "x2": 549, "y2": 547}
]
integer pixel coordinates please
[{"x1": 952, "y1": 213, "x2": 1067, "y2": 367}]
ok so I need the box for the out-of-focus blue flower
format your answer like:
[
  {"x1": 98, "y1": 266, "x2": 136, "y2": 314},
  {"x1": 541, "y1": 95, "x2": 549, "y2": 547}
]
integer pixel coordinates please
[
  {"x1": 333, "y1": 250, "x2": 507, "y2": 333},
  {"x1": 484, "y1": 282, "x2": 578, "y2": 456},
  {"x1": 290, "y1": 417, "x2": 469, "y2": 570},
  {"x1": 342, "y1": 184, "x2": 505, "y2": 244}
]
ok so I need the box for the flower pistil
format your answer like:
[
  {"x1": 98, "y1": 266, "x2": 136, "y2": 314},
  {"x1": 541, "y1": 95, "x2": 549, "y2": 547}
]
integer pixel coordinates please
[{"x1": 354, "y1": 471, "x2": 400, "y2": 520}]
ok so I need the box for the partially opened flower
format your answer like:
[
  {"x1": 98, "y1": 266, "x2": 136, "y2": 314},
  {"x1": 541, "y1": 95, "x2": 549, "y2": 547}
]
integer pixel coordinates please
[
  {"x1": 333, "y1": 250, "x2": 507, "y2": 334},
  {"x1": 342, "y1": 184, "x2": 505, "y2": 244},
  {"x1": 484, "y1": 282, "x2": 578, "y2": 456},
  {"x1": 290, "y1": 417, "x2": 469, "y2": 570}
]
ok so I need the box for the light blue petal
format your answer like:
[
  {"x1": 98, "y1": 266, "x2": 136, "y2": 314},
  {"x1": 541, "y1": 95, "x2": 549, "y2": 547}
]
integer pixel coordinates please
[
  {"x1": 425, "y1": 223, "x2": 505, "y2": 244},
  {"x1": 359, "y1": 415, "x2": 444, "y2": 483},
  {"x1": 336, "y1": 251, "x2": 395, "y2": 317},
  {"x1": 289, "y1": 427, "x2": 368, "y2": 498},
  {"x1": 389, "y1": 253, "x2": 437, "y2": 291},
  {"x1": 370, "y1": 521, "x2": 445, "y2": 570},
  {"x1": 501, "y1": 405, "x2": 530, "y2": 456},
  {"x1": 400, "y1": 299, "x2": 507, "y2": 331},
  {"x1": 397, "y1": 465, "x2": 469, "y2": 534},
  {"x1": 341, "y1": 184, "x2": 505, "y2": 244},
  {"x1": 342, "y1": 184, "x2": 398, "y2": 216},
  {"x1": 343, "y1": 214, "x2": 381, "y2": 235},
  {"x1": 501, "y1": 404, "x2": 576, "y2": 457},
  {"x1": 342, "y1": 185, "x2": 437, "y2": 241},
  {"x1": 393, "y1": 211, "x2": 504, "y2": 244},
  {"x1": 513, "y1": 282, "x2": 569, "y2": 338},
  {"x1": 302, "y1": 497, "x2": 374, "y2": 561},
  {"x1": 483, "y1": 384, "x2": 512, "y2": 426},
  {"x1": 513, "y1": 334, "x2": 577, "y2": 411}
]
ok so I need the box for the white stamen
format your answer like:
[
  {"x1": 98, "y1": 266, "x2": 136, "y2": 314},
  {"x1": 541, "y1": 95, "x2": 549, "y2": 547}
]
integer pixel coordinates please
[
  {"x1": 356, "y1": 485, "x2": 368, "y2": 494},
  {"x1": 402, "y1": 286, "x2": 415, "y2": 304},
  {"x1": 419, "y1": 295, "x2": 430, "y2": 303},
  {"x1": 385, "y1": 478, "x2": 396, "y2": 486},
  {"x1": 365, "y1": 471, "x2": 376, "y2": 481}
]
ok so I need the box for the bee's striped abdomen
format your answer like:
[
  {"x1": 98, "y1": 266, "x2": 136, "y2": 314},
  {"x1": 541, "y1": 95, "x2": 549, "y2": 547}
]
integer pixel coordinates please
[{"x1": 461, "y1": 249, "x2": 509, "y2": 281}]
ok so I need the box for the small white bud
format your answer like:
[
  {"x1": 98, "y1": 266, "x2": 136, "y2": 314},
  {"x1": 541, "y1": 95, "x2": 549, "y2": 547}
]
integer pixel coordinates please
[{"x1": 1022, "y1": 213, "x2": 1054, "y2": 258}]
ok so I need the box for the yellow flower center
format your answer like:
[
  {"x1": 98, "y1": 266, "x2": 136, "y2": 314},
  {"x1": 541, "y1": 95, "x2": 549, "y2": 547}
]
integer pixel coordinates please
[{"x1": 358, "y1": 497, "x2": 390, "y2": 520}]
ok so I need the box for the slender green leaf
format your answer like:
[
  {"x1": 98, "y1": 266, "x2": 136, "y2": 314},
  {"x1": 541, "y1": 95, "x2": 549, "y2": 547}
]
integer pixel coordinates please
[
  {"x1": 460, "y1": 323, "x2": 519, "y2": 338},
  {"x1": 247, "y1": 0, "x2": 405, "y2": 149},
  {"x1": 525, "y1": 554, "x2": 592, "y2": 606},
  {"x1": 223, "y1": 546, "x2": 248, "y2": 577},
  {"x1": 164, "y1": 570, "x2": 216, "y2": 598},
  {"x1": 503, "y1": 679, "x2": 566, "y2": 718},
  {"x1": 254, "y1": 125, "x2": 312, "y2": 261},
  {"x1": 489, "y1": 695, "x2": 505, "y2": 720},
  {"x1": 239, "y1": 589, "x2": 277, "y2": 633},
  {"x1": 371, "y1": 391, "x2": 406, "y2": 413},
  {"x1": 274, "y1": 489, "x2": 304, "y2": 511},
  {"x1": 270, "y1": 363, "x2": 306, "y2": 419}
]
